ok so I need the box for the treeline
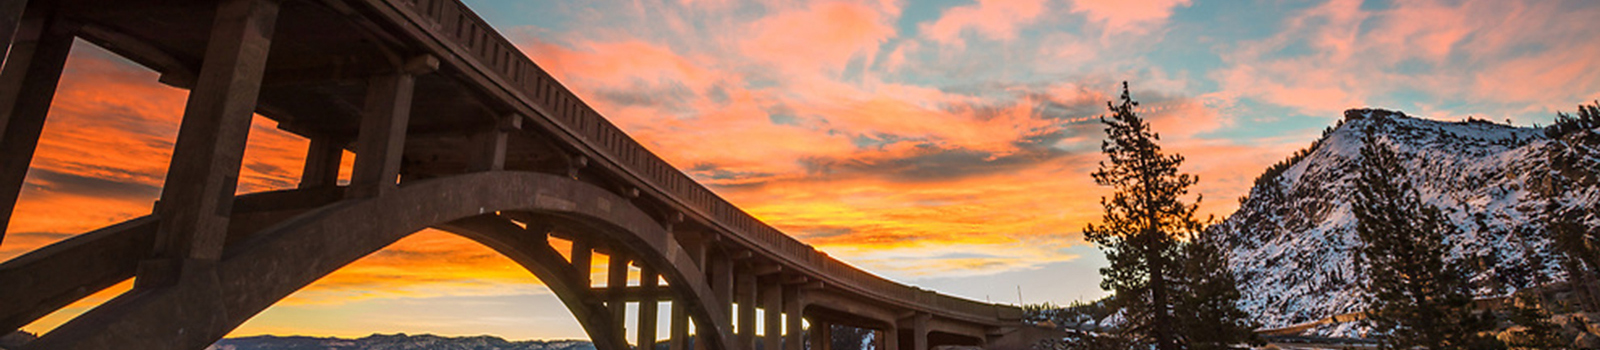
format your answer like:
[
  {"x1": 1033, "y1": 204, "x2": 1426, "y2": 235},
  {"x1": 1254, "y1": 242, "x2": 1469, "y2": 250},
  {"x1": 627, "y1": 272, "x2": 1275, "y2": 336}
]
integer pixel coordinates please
[{"x1": 1545, "y1": 102, "x2": 1600, "y2": 139}]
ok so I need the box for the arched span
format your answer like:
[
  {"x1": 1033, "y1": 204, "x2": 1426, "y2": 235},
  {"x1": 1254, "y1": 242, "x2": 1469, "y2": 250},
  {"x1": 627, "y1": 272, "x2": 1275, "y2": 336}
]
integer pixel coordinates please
[{"x1": 24, "y1": 171, "x2": 735, "y2": 350}]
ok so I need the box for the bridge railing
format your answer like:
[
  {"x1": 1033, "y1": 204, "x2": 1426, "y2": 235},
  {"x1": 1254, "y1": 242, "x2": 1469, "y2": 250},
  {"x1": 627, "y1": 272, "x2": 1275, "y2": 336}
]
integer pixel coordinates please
[{"x1": 386, "y1": 0, "x2": 1020, "y2": 323}]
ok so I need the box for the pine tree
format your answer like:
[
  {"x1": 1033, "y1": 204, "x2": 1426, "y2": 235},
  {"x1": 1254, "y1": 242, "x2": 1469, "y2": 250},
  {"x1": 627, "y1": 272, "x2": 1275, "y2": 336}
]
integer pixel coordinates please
[
  {"x1": 1504, "y1": 291, "x2": 1570, "y2": 349},
  {"x1": 1350, "y1": 132, "x2": 1499, "y2": 349},
  {"x1": 1084, "y1": 82, "x2": 1201, "y2": 350},
  {"x1": 1175, "y1": 231, "x2": 1261, "y2": 350}
]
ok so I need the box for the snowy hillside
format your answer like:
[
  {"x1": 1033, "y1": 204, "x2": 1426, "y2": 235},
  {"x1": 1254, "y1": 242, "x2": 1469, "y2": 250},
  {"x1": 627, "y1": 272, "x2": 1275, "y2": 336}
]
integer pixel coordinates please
[{"x1": 1210, "y1": 109, "x2": 1600, "y2": 335}]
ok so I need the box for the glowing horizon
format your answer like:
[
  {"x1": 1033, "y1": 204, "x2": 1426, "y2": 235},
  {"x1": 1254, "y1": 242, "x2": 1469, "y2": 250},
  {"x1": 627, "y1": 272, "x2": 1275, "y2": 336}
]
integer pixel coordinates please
[{"x1": 6, "y1": 0, "x2": 1600, "y2": 341}]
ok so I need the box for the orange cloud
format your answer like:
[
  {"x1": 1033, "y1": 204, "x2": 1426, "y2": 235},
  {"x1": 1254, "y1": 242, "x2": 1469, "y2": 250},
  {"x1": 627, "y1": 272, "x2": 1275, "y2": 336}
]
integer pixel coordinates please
[{"x1": 739, "y1": 1, "x2": 895, "y2": 74}]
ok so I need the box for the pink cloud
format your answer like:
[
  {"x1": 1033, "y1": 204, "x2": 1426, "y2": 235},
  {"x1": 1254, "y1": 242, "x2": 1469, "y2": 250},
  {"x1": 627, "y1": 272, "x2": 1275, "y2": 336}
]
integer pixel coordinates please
[
  {"x1": 1211, "y1": 0, "x2": 1600, "y2": 120},
  {"x1": 921, "y1": 0, "x2": 1048, "y2": 46},
  {"x1": 1069, "y1": 0, "x2": 1192, "y2": 36}
]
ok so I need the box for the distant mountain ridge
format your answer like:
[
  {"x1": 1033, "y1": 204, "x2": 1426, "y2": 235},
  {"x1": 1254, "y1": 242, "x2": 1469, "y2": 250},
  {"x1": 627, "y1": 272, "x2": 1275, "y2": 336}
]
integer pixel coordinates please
[
  {"x1": 207, "y1": 333, "x2": 597, "y2": 350},
  {"x1": 1209, "y1": 108, "x2": 1600, "y2": 335}
]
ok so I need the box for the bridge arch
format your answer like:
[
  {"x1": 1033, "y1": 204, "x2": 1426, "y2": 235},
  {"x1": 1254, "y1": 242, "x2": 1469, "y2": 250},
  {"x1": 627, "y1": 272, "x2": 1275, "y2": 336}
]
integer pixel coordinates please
[{"x1": 22, "y1": 171, "x2": 735, "y2": 350}]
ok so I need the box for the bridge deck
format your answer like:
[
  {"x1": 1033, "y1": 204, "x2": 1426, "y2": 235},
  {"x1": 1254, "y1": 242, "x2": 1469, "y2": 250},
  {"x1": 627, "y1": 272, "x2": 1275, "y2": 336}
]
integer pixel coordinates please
[{"x1": 23, "y1": 0, "x2": 1021, "y2": 343}]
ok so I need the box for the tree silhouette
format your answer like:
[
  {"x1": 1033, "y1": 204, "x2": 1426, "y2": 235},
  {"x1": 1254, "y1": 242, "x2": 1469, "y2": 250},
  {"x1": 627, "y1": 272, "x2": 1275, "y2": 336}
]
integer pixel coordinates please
[{"x1": 1084, "y1": 82, "x2": 1203, "y2": 350}]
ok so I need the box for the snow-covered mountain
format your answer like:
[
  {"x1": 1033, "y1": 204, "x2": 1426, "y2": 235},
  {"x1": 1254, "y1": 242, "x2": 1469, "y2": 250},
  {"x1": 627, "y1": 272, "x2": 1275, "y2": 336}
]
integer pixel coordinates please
[
  {"x1": 1209, "y1": 108, "x2": 1600, "y2": 334},
  {"x1": 206, "y1": 333, "x2": 597, "y2": 350}
]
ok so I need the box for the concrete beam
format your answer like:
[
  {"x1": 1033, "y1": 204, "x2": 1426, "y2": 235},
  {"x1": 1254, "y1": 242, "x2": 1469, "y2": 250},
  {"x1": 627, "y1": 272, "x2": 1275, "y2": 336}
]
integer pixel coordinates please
[
  {"x1": 0, "y1": 0, "x2": 71, "y2": 245},
  {"x1": 467, "y1": 113, "x2": 520, "y2": 172},
  {"x1": 0, "y1": 0, "x2": 23, "y2": 64},
  {"x1": 750, "y1": 264, "x2": 781, "y2": 276}
]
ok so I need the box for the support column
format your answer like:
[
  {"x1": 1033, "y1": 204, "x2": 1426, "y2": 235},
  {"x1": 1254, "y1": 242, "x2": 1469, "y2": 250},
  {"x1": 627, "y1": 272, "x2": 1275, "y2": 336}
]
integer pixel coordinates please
[
  {"x1": 712, "y1": 253, "x2": 734, "y2": 322},
  {"x1": 466, "y1": 114, "x2": 519, "y2": 172},
  {"x1": 882, "y1": 326, "x2": 899, "y2": 350},
  {"x1": 608, "y1": 251, "x2": 631, "y2": 339},
  {"x1": 571, "y1": 239, "x2": 592, "y2": 287},
  {"x1": 669, "y1": 295, "x2": 689, "y2": 350},
  {"x1": 639, "y1": 266, "x2": 659, "y2": 350},
  {"x1": 783, "y1": 286, "x2": 804, "y2": 350},
  {"x1": 298, "y1": 135, "x2": 343, "y2": 189},
  {"x1": 807, "y1": 321, "x2": 830, "y2": 350},
  {"x1": 346, "y1": 71, "x2": 415, "y2": 198},
  {"x1": 0, "y1": 0, "x2": 71, "y2": 244},
  {"x1": 0, "y1": 0, "x2": 25, "y2": 63},
  {"x1": 761, "y1": 281, "x2": 781, "y2": 350},
  {"x1": 140, "y1": 0, "x2": 279, "y2": 288},
  {"x1": 910, "y1": 314, "x2": 929, "y2": 350},
  {"x1": 736, "y1": 268, "x2": 757, "y2": 350}
]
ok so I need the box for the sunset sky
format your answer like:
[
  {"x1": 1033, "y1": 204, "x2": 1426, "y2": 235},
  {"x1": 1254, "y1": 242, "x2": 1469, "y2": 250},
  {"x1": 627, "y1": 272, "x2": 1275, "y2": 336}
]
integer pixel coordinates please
[{"x1": 8, "y1": 0, "x2": 1600, "y2": 341}]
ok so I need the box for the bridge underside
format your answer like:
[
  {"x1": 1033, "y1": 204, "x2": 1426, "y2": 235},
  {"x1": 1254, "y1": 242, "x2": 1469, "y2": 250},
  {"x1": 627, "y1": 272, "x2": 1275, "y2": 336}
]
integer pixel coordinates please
[{"x1": 0, "y1": 0, "x2": 1029, "y2": 349}]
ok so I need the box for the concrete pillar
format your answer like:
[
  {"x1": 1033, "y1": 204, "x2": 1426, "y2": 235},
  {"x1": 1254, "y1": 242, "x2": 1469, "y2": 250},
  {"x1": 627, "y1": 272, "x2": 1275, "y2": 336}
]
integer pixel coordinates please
[
  {"x1": 736, "y1": 269, "x2": 757, "y2": 350},
  {"x1": 298, "y1": 136, "x2": 342, "y2": 189},
  {"x1": 882, "y1": 326, "x2": 898, "y2": 350},
  {"x1": 608, "y1": 251, "x2": 631, "y2": 338},
  {"x1": 639, "y1": 267, "x2": 659, "y2": 350},
  {"x1": 140, "y1": 0, "x2": 279, "y2": 287},
  {"x1": 0, "y1": 0, "x2": 71, "y2": 244},
  {"x1": 669, "y1": 297, "x2": 689, "y2": 350},
  {"x1": 571, "y1": 239, "x2": 592, "y2": 287},
  {"x1": 712, "y1": 254, "x2": 734, "y2": 321},
  {"x1": 807, "y1": 321, "x2": 830, "y2": 350},
  {"x1": 783, "y1": 287, "x2": 804, "y2": 350},
  {"x1": 466, "y1": 114, "x2": 518, "y2": 172},
  {"x1": 761, "y1": 282, "x2": 781, "y2": 350},
  {"x1": 346, "y1": 71, "x2": 415, "y2": 198},
  {"x1": 910, "y1": 314, "x2": 929, "y2": 350},
  {"x1": 0, "y1": 0, "x2": 24, "y2": 63}
]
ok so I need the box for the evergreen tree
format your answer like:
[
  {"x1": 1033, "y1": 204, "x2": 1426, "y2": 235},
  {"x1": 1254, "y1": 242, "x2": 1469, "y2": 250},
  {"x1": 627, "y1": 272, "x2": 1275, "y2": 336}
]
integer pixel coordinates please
[
  {"x1": 1504, "y1": 291, "x2": 1570, "y2": 349},
  {"x1": 1175, "y1": 231, "x2": 1261, "y2": 350},
  {"x1": 1544, "y1": 101, "x2": 1600, "y2": 138},
  {"x1": 1084, "y1": 82, "x2": 1201, "y2": 350},
  {"x1": 1548, "y1": 202, "x2": 1600, "y2": 313},
  {"x1": 1350, "y1": 132, "x2": 1499, "y2": 349}
]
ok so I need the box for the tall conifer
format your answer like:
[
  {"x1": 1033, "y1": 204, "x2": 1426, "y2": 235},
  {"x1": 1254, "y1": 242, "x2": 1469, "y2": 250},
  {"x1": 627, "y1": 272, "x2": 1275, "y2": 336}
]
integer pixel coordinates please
[
  {"x1": 1350, "y1": 131, "x2": 1497, "y2": 349},
  {"x1": 1084, "y1": 82, "x2": 1200, "y2": 350}
]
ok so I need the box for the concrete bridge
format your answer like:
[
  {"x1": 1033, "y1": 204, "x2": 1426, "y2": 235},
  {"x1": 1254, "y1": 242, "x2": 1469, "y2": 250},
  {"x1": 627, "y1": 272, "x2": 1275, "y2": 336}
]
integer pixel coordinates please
[{"x1": 0, "y1": 0, "x2": 1029, "y2": 349}]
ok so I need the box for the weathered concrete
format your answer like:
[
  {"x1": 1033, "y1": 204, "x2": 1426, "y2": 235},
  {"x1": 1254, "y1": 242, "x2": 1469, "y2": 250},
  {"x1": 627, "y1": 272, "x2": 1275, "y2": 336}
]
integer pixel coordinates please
[
  {"x1": 23, "y1": 172, "x2": 736, "y2": 350},
  {"x1": 346, "y1": 72, "x2": 416, "y2": 198},
  {"x1": 0, "y1": 0, "x2": 72, "y2": 244},
  {"x1": 141, "y1": 0, "x2": 280, "y2": 299},
  {"x1": 0, "y1": 187, "x2": 338, "y2": 334},
  {"x1": 640, "y1": 267, "x2": 660, "y2": 350}
]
